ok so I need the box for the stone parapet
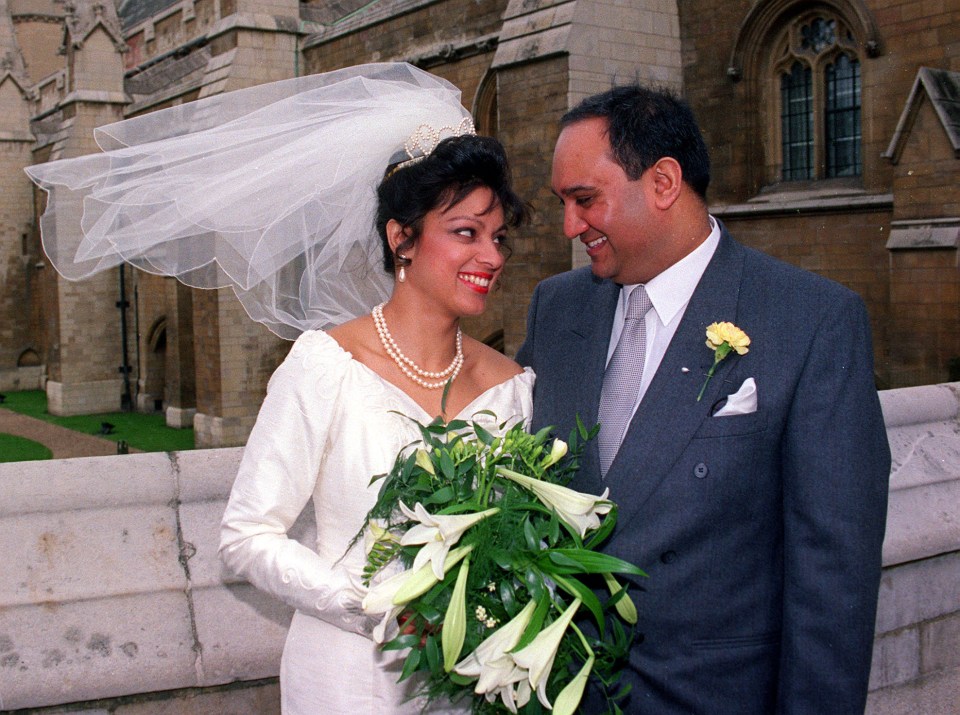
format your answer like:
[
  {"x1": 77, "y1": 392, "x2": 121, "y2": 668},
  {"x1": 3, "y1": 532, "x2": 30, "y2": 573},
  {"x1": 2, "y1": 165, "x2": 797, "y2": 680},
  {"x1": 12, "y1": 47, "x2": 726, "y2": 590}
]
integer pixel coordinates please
[
  {"x1": 0, "y1": 447, "x2": 308, "y2": 711},
  {"x1": 0, "y1": 383, "x2": 957, "y2": 711},
  {"x1": 866, "y1": 382, "x2": 960, "y2": 713}
]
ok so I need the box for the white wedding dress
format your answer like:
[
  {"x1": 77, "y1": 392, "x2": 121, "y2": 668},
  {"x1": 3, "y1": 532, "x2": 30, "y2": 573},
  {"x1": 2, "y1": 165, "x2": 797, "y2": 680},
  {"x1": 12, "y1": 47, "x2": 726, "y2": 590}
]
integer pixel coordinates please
[{"x1": 220, "y1": 330, "x2": 535, "y2": 714}]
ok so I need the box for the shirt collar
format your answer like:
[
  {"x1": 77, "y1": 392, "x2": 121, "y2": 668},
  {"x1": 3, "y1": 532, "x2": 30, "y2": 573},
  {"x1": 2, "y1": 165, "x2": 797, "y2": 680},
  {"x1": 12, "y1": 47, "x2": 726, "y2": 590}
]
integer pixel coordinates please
[{"x1": 621, "y1": 215, "x2": 721, "y2": 325}]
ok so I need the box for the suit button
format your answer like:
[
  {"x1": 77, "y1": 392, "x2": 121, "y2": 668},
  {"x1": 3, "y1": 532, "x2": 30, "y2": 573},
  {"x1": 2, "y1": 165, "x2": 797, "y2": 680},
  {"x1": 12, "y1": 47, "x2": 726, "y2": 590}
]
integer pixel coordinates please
[
  {"x1": 694, "y1": 462, "x2": 709, "y2": 478},
  {"x1": 660, "y1": 550, "x2": 677, "y2": 564}
]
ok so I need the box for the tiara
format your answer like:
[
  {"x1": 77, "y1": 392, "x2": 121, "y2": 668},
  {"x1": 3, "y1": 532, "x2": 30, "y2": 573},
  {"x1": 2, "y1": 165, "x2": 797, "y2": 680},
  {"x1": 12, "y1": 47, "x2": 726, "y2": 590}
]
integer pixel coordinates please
[{"x1": 392, "y1": 117, "x2": 477, "y2": 173}]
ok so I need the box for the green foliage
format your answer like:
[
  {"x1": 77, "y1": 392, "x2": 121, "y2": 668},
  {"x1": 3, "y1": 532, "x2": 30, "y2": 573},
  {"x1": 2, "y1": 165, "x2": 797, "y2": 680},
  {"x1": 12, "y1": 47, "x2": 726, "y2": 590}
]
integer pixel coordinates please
[
  {"x1": 1, "y1": 390, "x2": 194, "y2": 453},
  {"x1": 358, "y1": 414, "x2": 641, "y2": 714}
]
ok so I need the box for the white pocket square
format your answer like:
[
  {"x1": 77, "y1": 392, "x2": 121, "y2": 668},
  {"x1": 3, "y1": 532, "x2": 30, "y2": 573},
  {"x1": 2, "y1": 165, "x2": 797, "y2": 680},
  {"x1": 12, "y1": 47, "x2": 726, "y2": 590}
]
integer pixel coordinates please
[{"x1": 713, "y1": 377, "x2": 757, "y2": 417}]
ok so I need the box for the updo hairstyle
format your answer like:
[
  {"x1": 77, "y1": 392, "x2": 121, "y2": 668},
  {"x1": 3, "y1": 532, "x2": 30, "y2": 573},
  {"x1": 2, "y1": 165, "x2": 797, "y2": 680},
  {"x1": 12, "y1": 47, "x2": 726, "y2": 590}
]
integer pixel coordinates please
[{"x1": 375, "y1": 134, "x2": 529, "y2": 274}]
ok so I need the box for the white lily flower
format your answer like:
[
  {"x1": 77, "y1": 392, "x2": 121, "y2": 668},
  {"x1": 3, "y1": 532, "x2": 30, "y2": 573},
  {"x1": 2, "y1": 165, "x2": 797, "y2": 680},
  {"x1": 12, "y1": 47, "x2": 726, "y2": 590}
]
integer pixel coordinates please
[
  {"x1": 484, "y1": 679, "x2": 531, "y2": 714},
  {"x1": 541, "y1": 438, "x2": 568, "y2": 469},
  {"x1": 511, "y1": 598, "x2": 582, "y2": 709},
  {"x1": 498, "y1": 468, "x2": 612, "y2": 538},
  {"x1": 360, "y1": 564, "x2": 415, "y2": 616},
  {"x1": 455, "y1": 600, "x2": 537, "y2": 713},
  {"x1": 362, "y1": 544, "x2": 473, "y2": 615},
  {"x1": 399, "y1": 501, "x2": 498, "y2": 579}
]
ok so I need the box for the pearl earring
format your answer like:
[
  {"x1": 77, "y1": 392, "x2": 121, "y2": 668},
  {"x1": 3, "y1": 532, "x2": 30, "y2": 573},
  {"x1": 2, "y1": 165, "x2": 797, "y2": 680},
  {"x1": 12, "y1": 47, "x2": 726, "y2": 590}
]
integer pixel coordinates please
[{"x1": 396, "y1": 254, "x2": 407, "y2": 283}]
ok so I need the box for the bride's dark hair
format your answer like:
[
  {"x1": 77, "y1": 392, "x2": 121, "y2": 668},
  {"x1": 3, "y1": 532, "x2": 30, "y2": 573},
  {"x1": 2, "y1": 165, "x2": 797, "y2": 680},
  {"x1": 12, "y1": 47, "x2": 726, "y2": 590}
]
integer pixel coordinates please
[{"x1": 375, "y1": 134, "x2": 530, "y2": 274}]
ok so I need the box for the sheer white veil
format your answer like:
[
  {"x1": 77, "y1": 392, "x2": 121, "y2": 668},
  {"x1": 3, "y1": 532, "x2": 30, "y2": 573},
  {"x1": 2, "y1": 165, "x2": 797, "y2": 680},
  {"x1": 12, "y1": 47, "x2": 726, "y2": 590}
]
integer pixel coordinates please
[{"x1": 25, "y1": 63, "x2": 474, "y2": 339}]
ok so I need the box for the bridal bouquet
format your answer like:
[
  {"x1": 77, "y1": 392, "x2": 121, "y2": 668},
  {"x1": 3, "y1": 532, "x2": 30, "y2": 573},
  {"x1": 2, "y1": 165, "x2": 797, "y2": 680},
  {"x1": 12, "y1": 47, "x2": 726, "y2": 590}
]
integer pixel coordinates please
[{"x1": 357, "y1": 412, "x2": 645, "y2": 714}]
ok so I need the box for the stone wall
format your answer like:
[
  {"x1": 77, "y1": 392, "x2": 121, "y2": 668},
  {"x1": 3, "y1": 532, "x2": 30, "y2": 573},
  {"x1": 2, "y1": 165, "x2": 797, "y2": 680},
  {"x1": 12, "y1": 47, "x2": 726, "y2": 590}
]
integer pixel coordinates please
[
  {"x1": 0, "y1": 382, "x2": 957, "y2": 712},
  {"x1": 866, "y1": 382, "x2": 960, "y2": 713},
  {"x1": 714, "y1": 201, "x2": 894, "y2": 386}
]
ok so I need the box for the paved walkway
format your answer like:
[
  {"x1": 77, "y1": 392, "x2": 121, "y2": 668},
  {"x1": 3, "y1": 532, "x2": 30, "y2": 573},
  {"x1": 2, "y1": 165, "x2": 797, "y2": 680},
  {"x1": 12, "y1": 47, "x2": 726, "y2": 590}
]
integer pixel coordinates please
[{"x1": 0, "y1": 407, "x2": 138, "y2": 459}]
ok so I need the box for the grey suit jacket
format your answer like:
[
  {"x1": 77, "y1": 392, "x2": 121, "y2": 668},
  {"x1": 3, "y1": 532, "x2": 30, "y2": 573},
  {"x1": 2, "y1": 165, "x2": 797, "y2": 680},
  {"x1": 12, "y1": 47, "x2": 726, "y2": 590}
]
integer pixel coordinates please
[{"x1": 516, "y1": 229, "x2": 890, "y2": 714}]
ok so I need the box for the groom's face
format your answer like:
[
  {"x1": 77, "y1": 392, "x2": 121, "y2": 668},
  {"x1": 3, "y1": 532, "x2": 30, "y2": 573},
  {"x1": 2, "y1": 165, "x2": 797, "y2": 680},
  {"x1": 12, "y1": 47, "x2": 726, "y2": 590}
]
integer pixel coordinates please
[{"x1": 551, "y1": 118, "x2": 658, "y2": 285}]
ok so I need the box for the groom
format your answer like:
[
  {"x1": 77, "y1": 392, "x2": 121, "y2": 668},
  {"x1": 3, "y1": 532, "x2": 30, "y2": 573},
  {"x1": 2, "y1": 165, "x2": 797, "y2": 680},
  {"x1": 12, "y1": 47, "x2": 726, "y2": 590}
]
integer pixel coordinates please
[{"x1": 516, "y1": 85, "x2": 890, "y2": 713}]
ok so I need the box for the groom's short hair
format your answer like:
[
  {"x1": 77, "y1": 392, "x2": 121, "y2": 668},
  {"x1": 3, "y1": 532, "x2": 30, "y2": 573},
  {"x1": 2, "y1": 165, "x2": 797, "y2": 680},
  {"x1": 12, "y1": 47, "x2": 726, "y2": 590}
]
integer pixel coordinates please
[{"x1": 561, "y1": 84, "x2": 711, "y2": 200}]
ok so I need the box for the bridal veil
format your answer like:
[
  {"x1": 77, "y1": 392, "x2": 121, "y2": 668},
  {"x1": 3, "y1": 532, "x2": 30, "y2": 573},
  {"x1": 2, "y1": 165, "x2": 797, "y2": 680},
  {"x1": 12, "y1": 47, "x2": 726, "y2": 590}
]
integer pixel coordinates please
[{"x1": 25, "y1": 63, "x2": 474, "y2": 339}]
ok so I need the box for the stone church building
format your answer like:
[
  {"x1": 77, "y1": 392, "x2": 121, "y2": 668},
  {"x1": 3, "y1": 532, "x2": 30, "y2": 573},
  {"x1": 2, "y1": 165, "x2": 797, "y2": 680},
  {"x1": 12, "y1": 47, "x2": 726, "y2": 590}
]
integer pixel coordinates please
[{"x1": 0, "y1": 0, "x2": 957, "y2": 447}]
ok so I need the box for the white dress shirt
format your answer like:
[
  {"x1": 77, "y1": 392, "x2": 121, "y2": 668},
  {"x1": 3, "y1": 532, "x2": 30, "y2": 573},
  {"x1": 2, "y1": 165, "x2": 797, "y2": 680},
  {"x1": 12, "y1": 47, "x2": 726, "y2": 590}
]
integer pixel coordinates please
[{"x1": 605, "y1": 216, "x2": 721, "y2": 415}]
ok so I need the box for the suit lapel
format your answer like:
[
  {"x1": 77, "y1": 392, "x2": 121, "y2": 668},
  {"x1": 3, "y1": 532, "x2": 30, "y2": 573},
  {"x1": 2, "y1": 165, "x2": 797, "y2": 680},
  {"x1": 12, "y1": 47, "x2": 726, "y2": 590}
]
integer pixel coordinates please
[
  {"x1": 603, "y1": 232, "x2": 747, "y2": 514},
  {"x1": 569, "y1": 276, "x2": 619, "y2": 497}
]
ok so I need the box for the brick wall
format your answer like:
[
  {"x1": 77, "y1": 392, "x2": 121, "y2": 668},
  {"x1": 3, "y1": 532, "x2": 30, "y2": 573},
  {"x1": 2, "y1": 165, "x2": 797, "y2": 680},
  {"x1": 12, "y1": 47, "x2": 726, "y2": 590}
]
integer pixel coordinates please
[
  {"x1": 497, "y1": 57, "x2": 572, "y2": 356},
  {"x1": 303, "y1": 0, "x2": 508, "y2": 75},
  {"x1": 888, "y1": 249, "x2": 959, "y2": 386},
  {"x1": 891, "y1": 93, "x2": 960, "y2": 222},
  {"x1": 0, "y1": 132, "x2": 34, "y2": 372},
  {"x1": 885, "y1": 61, "x2": 960, "y2": 386},
  {"x1": 681, "y1": 0, "x2": 958, "y2": 203},
  {"x1": 720, "y1": 208, "x2": 893, "y2": 381},
  {"x1": 680, "y1": 0, "x2": 959, "y2": 388},
  {"x1": 192, "y1": 289, "x2": 289, "y2": 448}
]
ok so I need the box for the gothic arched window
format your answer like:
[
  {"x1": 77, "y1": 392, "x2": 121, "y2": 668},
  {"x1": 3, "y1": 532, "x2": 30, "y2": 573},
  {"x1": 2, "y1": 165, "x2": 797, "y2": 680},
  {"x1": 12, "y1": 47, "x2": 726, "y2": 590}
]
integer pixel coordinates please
[{"x1": 773, "y1": 14, "x2": 862, "y2": 181}]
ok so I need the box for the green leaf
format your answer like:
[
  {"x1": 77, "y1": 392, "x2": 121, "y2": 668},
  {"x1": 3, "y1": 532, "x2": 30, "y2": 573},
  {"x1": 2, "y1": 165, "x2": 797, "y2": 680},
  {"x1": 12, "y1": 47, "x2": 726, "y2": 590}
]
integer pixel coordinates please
[
  {"x1": 382, "y1": 633, "x2": 420, "y2": 651},
  {"x1": 424, "y1": 633, "x2": 440, "y2": 673},
  {"x1": 473, "y1": 422, "x2": 495, "y2": 446},
  {"x1": 439, "y1": 450, "x2": 455, "y2": 480},
  {"x1": 522, "y1": 516, "x2": 539, "y2": 551},
  {"x1": 448, "y1": 672, "x2": 475, "y2": 686},
  {"x1": 533, "y1": 425, "x2": 554, "y2": 444},
  {"x1": 499, "y1": 579, "x2": 518, "y2": 615},
  {"x1": 513, "y1": 594, "x2": 549, "y2": 652},
  {"x1": 399, "y1": 645, "x2": 422, "y2": 681},
  {"x1": 543, "y1": 549, "x2": 648, "y2": 577},
  {"x1": 584, "y1": 504, "x2": 617, "y2": 549},
  {"x1": 414, "y1": 602, "x2": 443, "y2": 625},
  {"x1": 543, "y1": 551, "x2": 583, "y2": 571},
  {"x1": 554, "y1": 575, "x2": 605, "y2": 634},
  {"x1": 424, "y1": 485, "x2": 455, "y2": 505},
  {"x1": 491, "y1": 549, "x2": 523, "y2": 570},
  {"x1": 547, "y1": 511, "x2": 561, "y2": 544}
]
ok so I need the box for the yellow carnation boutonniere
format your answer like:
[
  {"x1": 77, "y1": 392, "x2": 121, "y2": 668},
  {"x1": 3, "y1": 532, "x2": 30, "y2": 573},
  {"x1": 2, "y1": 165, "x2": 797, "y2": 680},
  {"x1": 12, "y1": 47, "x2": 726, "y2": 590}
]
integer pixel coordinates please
[{"x1": 697, "y1": 322, "x2": 750, "y2": 402}]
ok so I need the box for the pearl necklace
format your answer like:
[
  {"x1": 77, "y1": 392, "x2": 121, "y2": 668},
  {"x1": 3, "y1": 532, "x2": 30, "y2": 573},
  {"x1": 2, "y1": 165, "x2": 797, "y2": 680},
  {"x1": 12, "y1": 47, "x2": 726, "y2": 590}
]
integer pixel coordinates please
[{"x1": 372, "y1": 303, "x2": 464, "y2": 390}]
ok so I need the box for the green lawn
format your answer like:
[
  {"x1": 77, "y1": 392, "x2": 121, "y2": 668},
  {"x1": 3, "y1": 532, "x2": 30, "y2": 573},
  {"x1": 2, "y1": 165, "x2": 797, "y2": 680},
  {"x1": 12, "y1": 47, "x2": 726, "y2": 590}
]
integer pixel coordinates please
[
  {"x1": 0, "y1": 390, "x2": 195, "y2": 454},
  {"x1": 0, "y1": 433, "x2": 53, "y2": 462}
]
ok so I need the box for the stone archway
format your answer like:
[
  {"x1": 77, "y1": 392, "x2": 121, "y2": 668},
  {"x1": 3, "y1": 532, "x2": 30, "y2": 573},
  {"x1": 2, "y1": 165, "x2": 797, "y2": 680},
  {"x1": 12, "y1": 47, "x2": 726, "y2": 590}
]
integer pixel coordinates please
[{"x1": 137, "y1": 316, "x2": 166, "y2": 413}]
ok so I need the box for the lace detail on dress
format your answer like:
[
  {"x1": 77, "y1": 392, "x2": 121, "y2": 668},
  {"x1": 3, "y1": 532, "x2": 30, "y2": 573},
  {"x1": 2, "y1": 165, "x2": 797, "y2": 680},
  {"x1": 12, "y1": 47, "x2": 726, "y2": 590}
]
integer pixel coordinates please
[{"x1": 280, "y1": 565, "x2": 374, "y2": 636}]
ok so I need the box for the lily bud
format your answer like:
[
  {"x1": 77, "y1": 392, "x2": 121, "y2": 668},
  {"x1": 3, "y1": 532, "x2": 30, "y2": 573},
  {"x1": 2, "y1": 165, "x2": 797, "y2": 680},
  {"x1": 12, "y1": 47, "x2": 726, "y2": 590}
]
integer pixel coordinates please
[
  {"x1": 541, "y1": 439, "x2": 568, "y2": 469},
  {"x1": 414, "y1": 448, "x2": 436, "y2": 475}
]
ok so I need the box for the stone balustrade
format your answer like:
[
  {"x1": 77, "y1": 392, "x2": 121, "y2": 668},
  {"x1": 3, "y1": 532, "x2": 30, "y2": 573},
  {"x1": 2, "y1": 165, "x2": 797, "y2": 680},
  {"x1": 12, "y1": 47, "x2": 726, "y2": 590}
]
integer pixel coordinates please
[{"x1": 0, "y1": 383, "x2": 958, "y2": 712}]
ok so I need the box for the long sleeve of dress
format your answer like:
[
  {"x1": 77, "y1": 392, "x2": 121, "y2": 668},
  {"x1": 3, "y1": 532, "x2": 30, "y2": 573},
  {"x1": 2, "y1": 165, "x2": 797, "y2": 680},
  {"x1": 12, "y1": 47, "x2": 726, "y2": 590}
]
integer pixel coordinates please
[{"x1": 219, "y1": 331, "x2": 374, "y2": 637}]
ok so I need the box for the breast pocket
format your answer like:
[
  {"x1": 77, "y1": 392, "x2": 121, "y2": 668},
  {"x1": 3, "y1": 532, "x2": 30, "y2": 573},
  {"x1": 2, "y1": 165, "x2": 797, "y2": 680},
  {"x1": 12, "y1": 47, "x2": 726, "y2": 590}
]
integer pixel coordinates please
[{"x1": 692, "y1": 410, "x2": 767, "y2": 439}]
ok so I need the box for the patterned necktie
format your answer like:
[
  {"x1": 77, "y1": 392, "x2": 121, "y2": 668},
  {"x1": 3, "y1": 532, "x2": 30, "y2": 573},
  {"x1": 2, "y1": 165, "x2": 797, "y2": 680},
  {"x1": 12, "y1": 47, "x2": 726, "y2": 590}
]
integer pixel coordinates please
[{"x1": 598, "y1": 285, "x2": 653, "y2": 476}]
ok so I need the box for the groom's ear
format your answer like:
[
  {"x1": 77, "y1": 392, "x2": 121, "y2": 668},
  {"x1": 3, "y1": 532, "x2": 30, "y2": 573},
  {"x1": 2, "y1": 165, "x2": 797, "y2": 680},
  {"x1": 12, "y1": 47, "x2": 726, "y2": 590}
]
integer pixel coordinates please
[{"x1": 650, "y1": 157, "x2": 683, "y2": 210}]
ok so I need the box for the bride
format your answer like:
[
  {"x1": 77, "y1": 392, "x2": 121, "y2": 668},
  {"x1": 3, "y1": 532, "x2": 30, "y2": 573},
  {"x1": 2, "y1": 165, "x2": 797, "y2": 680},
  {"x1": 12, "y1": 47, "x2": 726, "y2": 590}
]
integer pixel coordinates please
[
  {"x1": 219, "y1": 130, "x2": 532, "y2": 713},
  {"x1": 27, "y1": 63, "x2": 532, "y2": 712}
]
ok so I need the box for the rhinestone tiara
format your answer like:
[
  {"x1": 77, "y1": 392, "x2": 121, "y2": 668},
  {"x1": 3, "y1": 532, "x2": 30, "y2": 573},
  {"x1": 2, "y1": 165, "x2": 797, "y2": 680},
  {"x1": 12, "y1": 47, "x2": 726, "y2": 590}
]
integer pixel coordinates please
[{"x1": 394, "y1": 117, "x2": 476, "y2": 171}]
